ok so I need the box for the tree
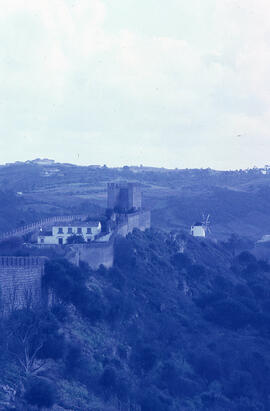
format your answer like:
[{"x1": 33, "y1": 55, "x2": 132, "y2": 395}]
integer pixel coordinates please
[
  {"x1": 131, "y1": 345, "x2": 158, "y2": 374},
  {"x1": 225, "y1": 234, "x2": 240, "y2": 258},
  {"x1": 6, "y1": 309, "x2": 64, "y2": 376},
  {"x1": 140, "y1": 385, "x2": 172, "y2": 411},
  {"x1": 24, "y1": 377, "x2": 56, "y2": 409},
  {"x1": 6, "y1": 310, "x2": 46, "y2": 376},
  {"x1": 204, "y1": 299, "x2": 255, "y2": 330},
  {"x1": 99, "y1": 366, "x2": 117, "y2": 391},
  {"x1": 66, "y1": 234, "x2": 85, "y2": 244},
  {"x1": 224, "y1": 234, "x2": 253, "y2": 258},
  {"x1": 190, "y1": 350, "x2": 221, "y2": 383},
  {"x1": 105, "y1": 208, "x2": 114, "y2": 219},
  {"x1": 238, "y1": 251, "x2": 256, "y2": 266}
]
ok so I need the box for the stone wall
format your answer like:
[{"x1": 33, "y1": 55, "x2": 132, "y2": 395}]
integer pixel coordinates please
[
  {"x1": 128, "y1": 183, "x2": 142, "y2": 210},
  {"x1": 24, "y1": 210, "x2": 150, "y2": 270},
  {"x1": 66, "y1": 239, "x2": 115, "y2": 269},
  {"x1": 0, "y1": 257, "x2": 47, "y2": 314},
  {"x1": 116, "y1": 210, "x2": 151, "y2": 237}
]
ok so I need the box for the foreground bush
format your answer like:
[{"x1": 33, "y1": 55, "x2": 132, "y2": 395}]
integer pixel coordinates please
[{"x1": 24, "y1": 377, "x2": 56, "y2": 409}]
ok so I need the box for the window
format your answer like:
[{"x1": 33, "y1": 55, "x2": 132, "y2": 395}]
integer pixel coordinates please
[
  {"x1": 77, "y1": 227, "x2": 82, "y2": 234},
  {"x1": 41, "y1": 238, "x2": 44, "y2": 244},
  {"x1": 58, "y1": 238, "x2": 63, "y2": 245},
  {"x1": 58, "y1": 227, "x2": 63, "y2": 234},
  {"x1": 87, "y1": 228, "x2": 92, "y2": 234},
  {"x1": 68, "y1": 227, "x2": 73, "y2": 234}
]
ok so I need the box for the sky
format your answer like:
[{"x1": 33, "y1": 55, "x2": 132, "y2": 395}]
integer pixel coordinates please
[{"x1": 1, "y1": 0, "x2": 270, "y2": 170}]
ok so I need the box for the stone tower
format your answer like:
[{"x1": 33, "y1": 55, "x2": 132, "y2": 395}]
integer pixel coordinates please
[{"x1": 107, "y1": 182, "x2": 142, "y2": 212}]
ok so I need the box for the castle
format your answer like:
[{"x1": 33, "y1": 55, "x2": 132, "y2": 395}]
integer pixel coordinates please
[
  {"x1": 66, "y1": 182, "x2": 150, "y2": 267},
  {"x1": 0, "y1": 182, "x2": 151, "y2": 313}
]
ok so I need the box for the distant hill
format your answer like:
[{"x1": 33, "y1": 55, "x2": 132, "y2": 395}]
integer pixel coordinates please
[{"x1": 0, "y1": 162, "x2": 270, "y2": 241}]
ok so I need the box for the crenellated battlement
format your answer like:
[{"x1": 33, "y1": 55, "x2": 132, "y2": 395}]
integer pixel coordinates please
[{"x1": 0, "y1": 256, "x2": 47, "y2": 267}]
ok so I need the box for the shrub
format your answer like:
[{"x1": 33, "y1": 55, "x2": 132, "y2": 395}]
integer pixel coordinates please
[
  {"x1": 195, "y1": 291, "x2": 226, "y2": 309},
  {"x1": 159, "y1": 360, "x2": 200, "y2": 398},
  {"x1": 188, "y1": 264, "x2": 206, "y2": 278},
  {"x1": 24, "y1": 377, "x2": 56, "y2": 409},
  {"x1": 114, "y1": 238, "x2": 136, "y2": 268},
  {"x1": 98, "y1": 366, "x2": 123, "y2": 400},
  {"x1": 39, "y1": 333, "x2": 65, "y2": 360},
  {"x1": 131, "y1": 345, "x2": 158, "y2": 374},
  {"x1": 225, "y1": 370, "x2": 253, "y2": 399},
  {"x1": 44, "y1": 259, "x2": 104, "y2": 322},
  {"x1": 204, "y1": 298, "x2": 255, "y2": 330},
  {"x1": 115, "y1": 376, "x2": 130, "y2": 401},
  {"x1": 237, "y1": 251, "x2": 256, "y2": 266},
  {"x1": 170, "y1": 253, "x2": 192, "y2": 270},
  {"x1": 258, "y1": 259, "x2": 270, "y2": 272},
  {"x1": 99, "y1": 366, "x2": 117, "y2": 390},
  {"x1": 140, "y1": 386, "x2": 172, "y2": 411},
  {"x1": 52, "y1": 303, "x2": 69, "y2": 322},
  {"x1": 65, "y1": 343, "x2": 83, "y2": 376},
  {"x1": 190, "y1": 350, "x2": 221, "y2": 382},
  {"x1": 66, "y1": 234, "x2": 85, "y2": 244},
  {"x1": 73, "y1": 287, "x2": 105, "y2": 322},
  {"x1": 65, "y1": 343, "x2": 95, "y2": 386}
]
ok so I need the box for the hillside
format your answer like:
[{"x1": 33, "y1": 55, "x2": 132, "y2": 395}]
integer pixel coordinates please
[
  {"x1": 0, "y1": 162, "x2": 270, "y2": 241},
  {"x1": 1, "y1": 229, "x2": 270, "y2": 410}
]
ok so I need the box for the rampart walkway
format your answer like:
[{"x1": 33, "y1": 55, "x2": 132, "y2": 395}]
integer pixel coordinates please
[{"x1": 0, "y1": 215, "x2": 88, "y2": 242}]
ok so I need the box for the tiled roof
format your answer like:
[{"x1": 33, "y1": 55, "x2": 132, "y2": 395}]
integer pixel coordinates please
[
  {"x1": 39, "y1": 231, "x2": 52, "y2": 236},
  {"x1": 53, "y1": 221, "x2": 100, "y2": 228}
]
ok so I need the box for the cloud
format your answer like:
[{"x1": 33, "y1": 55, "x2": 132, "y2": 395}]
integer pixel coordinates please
[{"x1": 0, "y1": 0, "x2": 270, "y2": 169}]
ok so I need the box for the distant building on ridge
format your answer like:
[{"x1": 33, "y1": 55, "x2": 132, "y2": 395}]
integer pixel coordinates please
[{"x1": 27, "y1": 158, "x2": 55, "y2": 166}]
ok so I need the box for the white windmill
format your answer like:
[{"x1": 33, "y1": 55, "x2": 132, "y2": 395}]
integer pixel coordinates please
[
  {"x1": 202, "y1": 213, "x2": 211, "y2": 235},
  {"x1": 190, "y1": 213, "x2": 211, "y2": 237}
]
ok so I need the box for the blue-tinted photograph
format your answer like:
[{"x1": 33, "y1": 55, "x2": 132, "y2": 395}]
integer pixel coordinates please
[{"x1": 0, "y1": 1, "x2": 269, "y2": 410}]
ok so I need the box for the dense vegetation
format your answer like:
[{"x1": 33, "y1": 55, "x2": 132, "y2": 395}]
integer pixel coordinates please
[{"x1": 1, "y1": 228, "x2": 270, "y2": 410}]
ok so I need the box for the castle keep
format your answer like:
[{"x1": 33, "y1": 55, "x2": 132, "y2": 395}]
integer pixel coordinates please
[{"x1": 107, "y1": 182, "x2": 142, "y2": 211}]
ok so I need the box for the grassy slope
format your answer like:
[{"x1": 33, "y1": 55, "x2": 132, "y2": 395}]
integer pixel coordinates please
[{"x1": 1, "y1": 162, "x2": 270, "y2": 240}]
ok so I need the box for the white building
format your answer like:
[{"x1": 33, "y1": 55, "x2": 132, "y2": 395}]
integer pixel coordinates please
[
  {"x1": 257, "y1": 234, "x2": 270, "y2": 243},
  {"x1": 30, "y1": 158, "x2": 55, "y2": 166},
  {"x1": 38, "y1": 221, "x2": 102, "y2": 245},
  {"x1": 190, "y1": 222, "x2": 206, "y2": 238}
]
